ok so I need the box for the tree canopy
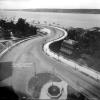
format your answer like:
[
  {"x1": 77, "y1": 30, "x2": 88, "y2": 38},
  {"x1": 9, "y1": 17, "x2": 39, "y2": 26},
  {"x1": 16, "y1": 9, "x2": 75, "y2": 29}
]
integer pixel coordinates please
[
  {"x1": 66, "y1": 27, "x2": 100, "y2": 56},
  {"x1": 0, "y1": 18, "x2": 38, "y2": 39}
]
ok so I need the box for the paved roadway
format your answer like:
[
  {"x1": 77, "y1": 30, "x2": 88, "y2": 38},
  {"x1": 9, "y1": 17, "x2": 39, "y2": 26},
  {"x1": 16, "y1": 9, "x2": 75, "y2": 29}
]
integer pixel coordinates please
[{"x1": 0, "y1": 26, "x2": 100, "y2": 100}]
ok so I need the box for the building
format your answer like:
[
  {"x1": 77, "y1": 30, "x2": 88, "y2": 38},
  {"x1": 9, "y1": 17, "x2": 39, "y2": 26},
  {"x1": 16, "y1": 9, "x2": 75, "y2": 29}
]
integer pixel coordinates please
[{"x1": 60, "y1": 39, "x2": 78, "y2": 58}]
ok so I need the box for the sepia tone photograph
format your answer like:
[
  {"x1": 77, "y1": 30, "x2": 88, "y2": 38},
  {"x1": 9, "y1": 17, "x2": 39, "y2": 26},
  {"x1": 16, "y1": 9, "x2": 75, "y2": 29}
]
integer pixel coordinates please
[{"x1": 0, "y1": 0, "x2": 100, "y2": 100}]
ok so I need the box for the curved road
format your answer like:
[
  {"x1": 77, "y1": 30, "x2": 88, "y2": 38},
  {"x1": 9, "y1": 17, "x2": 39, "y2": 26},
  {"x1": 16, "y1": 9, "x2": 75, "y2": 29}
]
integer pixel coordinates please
[{"x1": 0, "y1": 26, "x2": 100, "y2": 99}]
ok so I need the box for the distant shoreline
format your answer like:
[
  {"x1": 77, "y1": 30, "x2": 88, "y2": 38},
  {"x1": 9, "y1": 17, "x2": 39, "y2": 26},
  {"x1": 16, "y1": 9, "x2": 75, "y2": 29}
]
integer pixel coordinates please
[{"x1": 1, "y1": 9, "x2": 100, "y2": 14}]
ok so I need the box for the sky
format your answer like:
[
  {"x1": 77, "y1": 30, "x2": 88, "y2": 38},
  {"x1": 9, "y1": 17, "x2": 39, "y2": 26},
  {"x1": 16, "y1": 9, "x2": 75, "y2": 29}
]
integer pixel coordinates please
[{"x1": 0, "y1": 0, "x2": 100, "y2": 9}]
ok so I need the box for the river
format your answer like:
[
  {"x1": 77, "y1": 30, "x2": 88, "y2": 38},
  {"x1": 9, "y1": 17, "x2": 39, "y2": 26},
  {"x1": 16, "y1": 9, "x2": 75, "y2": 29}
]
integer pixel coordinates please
[{"x1": 0, "y1": 10, "x2": 100, "y2": 28}]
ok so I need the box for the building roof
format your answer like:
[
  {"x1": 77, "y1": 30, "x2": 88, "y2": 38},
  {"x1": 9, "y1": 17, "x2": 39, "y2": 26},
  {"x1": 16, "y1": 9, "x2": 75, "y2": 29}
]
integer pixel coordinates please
[{"x1": 63, "y1": 39, "x2": 77, "y2": 45}]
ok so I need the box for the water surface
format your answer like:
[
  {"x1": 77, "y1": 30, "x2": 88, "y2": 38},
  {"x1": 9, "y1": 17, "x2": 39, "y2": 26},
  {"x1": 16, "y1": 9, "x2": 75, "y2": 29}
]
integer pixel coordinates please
[{"x1": 0, "y1": 11, "x2": 100, "y2": 28}]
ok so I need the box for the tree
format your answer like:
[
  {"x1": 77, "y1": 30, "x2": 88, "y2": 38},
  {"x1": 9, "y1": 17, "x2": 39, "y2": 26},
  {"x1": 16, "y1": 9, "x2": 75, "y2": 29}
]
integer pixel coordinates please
[
  {"x1": 0, "y1": 19, "x2": 6, "y2": 29},
  {"x1": 0, "y1": 18, "x2": 38, "y2": 39},
  {"x1": 16, "y1": 18, "x2": 26, "y2": 33},
  {"x1": 3, "y1": 30, "x2": 11, "y2": 39}
]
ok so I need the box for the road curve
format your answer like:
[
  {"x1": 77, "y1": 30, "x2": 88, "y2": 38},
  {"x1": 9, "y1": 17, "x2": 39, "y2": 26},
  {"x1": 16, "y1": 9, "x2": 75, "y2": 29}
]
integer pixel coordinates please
[
  {"x1": 44, "y1": 26, "x2": 100, "y2": 81},
  {"x1": 0, "y1": 25, "x2": 100, "y2": 99}
]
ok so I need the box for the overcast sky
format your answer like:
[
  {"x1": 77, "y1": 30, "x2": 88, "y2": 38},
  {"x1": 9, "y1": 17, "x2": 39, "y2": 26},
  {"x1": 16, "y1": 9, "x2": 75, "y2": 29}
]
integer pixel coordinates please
[{"x1": 0, "y1": 0, "x2": 100, "y2": 9}]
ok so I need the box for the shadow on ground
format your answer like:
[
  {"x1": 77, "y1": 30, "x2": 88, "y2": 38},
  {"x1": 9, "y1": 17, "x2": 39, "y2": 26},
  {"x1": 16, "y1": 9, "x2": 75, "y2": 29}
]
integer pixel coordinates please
[{"x1": 0, "y1": 62, "x2": 13, "y2": 81}]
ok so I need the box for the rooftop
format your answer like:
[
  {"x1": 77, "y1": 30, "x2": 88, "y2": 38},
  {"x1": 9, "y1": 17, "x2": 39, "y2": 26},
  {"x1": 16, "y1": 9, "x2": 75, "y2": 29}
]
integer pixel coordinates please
[{"x1": 63, "y1": 39, "x2": 77, "y2": 45}]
